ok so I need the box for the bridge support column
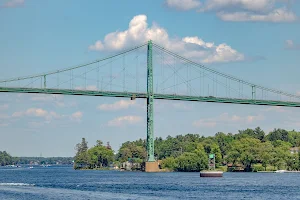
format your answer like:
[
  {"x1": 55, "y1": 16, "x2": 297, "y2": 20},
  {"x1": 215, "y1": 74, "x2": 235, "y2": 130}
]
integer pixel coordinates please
[{"x1": 146, "y1": 40, "x2": 155, "y2": 165}]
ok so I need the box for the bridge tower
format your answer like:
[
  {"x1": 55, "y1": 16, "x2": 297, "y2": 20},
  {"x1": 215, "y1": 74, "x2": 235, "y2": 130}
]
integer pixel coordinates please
[{"x1": 145, "y1": 40, "x2": 159, "y2": 172}]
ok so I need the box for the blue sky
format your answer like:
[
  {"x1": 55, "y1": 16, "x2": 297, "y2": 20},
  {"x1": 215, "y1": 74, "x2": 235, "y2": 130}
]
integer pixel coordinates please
[{"x1": 0, "y1": 0, "x2": 300, "y2": 157}]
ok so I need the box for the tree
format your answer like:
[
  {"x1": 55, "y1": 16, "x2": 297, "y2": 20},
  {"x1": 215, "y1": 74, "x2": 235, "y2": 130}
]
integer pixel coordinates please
[
  {"x1": 194, "y1": 144, "x2": 208, "y2": 171},
  {"x1": 286, "y1": 153, "x2": 298, "y2": 171},
  {"x1": 161, "y1": 157, "x2": 177, "y2": 170},
  {"x1": 270, "y1": 141, "x2": 292, "y2": 170},
  {"x1": 287, "y1": 131, "x2": 300, "y2": 147},
  {"x1": 116, "y1": 142, "x2": 147, "y2": 163},
  {"x1": 75, "y1": 138, "x2": 88, "y2": 156},
  {"x1": 260, "y1": 141, "x2": 274, "y2": 171},
  {"x1": 226, "y1": 138, "x2": 261, "y2": 171},
  {"x1": 117, "y1": 148, "x2": 132, "y2": 162},
  {"x1": 298, "y1": 152, "x2": 300, "y2": 170},
  {"x1": 267, "y1": 129, "x2": 289, "y2": 142},
  {"x1": 115, "y1": 128, "x2": 300, "y2": 172},
  {"x1": 87, "y1": 145, "x2": 114, "y2": 168},
  {"x1": 236, "y1": 127, "x2": 265, "y2": 141},
  {"x1": 214, "y1": 132, "x2": 233, "y2": 159},
  {"x1": 254, "y1": 127, "x2": 265, "y2": 141},
  {"x1": 74, "y1": 139, "x2": 114, "y2": 169},
  {"x1": 96, "y1": 140, "x2": 103, "y2": 147},
  {"x1": 210, "y1": 143, "x2": 222, "y2": 167},
  {"x1": 0, "y1": 151, "x2": 13, "y2": 166},
  {"x1": 176, "y1": 152, "x2": 199, "y2": 172},
  {"x1": 74, "y1": 138, "x2": 89, "y2": 168},
  {"x1": 175, "y1": 145, "x2": 208, "y2": 172}
]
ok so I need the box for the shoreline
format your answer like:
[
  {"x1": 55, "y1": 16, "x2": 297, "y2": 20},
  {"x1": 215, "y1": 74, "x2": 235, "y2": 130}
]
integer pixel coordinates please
[{"x1": 73, "y1": 168, "x2": 300, "y2": 173}]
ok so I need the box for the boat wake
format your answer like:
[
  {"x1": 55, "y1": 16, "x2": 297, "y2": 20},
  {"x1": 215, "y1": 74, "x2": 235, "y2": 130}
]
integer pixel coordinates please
[{"x1": 0, "y1": 183, "x2": 35, "y2": 186}]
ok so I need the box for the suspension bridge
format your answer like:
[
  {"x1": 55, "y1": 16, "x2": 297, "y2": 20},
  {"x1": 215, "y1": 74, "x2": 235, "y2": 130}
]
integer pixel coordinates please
[{"x1": 1, "y1": 40, "x2": 300, "y2": 171}]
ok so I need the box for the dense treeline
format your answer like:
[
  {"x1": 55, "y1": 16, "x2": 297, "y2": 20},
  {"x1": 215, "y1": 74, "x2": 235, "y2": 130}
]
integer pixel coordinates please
[
  {"x1": 0, "y1": 151, "x2": 13, "y2": 166},
  {"x1": 116, "y1": 127, "x2": 300, "y2": 172},
  {"x1": 74, "y1": 139, "x2": 114, "y2": 169},
  {"x1": 0, "y1": 151, "x2": 73, "y2": 166},
  {"x1": 14, "y1": 157, "x2": 73, "y2": 165}
]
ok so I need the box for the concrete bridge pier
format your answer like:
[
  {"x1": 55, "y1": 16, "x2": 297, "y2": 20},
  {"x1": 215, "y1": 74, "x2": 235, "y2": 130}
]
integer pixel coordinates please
[{"x1": 145, "y1": 161, "x2": 160, "y2": 172}]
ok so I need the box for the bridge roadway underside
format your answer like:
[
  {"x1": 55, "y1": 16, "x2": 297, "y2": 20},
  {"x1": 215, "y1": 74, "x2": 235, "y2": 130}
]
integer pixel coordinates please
[{"x1": 1, "y1": 87, "x2": 300, "y2": 107}]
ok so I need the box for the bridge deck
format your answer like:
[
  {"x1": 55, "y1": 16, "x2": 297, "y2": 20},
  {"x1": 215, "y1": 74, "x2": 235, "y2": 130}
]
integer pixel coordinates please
[{"x1": 1, "y1": 87, "x2": 300, "y2": 107}]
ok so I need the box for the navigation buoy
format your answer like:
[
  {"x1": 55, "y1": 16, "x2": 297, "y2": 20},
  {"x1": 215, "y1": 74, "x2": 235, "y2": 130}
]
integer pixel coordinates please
[
  {"x1": 200, "y1": 153, "x2": 223, "y2": 178},
  {"x1": 200, "y1": 171, "x2": 223, "y2": 177}
]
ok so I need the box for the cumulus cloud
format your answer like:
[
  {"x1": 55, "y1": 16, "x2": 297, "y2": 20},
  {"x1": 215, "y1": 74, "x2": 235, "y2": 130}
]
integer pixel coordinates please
[
  {"x1": 89, "y1": 15, "x2": 244, "y2": 63},
  {"x1": 70, "y1": 111, "x2": 83, "y2": 122},
  {"x1": 164, "y1": 0, "x2": 201, "y2": 11},
  {"x1": 246, "y1": 115, "x2": 264, "y2": 123},
  {"x1": 264, "y1": 106, "x2": 287, "y2": 113},
  {"x1": 184, "y1": 37, "x2": 245, "y2": 63},
  {"x1": 11, "y1": 107, "x2": 84, "y2": 126},
  {"x1": 165, "y1": 0, "x2": 297, "y2": 23},
  {"x1": 12, "y1": 108, "x2": 61, "y2": 120},
  {"x1": 285, "y1": 40, "x2": 300, "y2": 50},
  {"x1": 98, "y1": 100, "x2": 137, "y2": 111},
  {"x1": 198, "y1": 0, "x2": 279, "y2": 12},
  {"x1": 193, "y1": 113, "x2": 264, "y2": 127},
  {"x1": 217, "y1": 8, "x2": 297, "y2": 22},
  {"x1": 1, "y1": 0, "x2": 24, "y2": 8},
  {"x1": 107, "y1": 115, "x2": 142, "y2": 127}
]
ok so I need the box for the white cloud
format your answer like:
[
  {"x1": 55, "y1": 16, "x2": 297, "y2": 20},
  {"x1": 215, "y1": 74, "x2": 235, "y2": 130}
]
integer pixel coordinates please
[
  {"x1": 11, "y1": 108, "x2": 83, "y2": 125},
  {"x1": 12, "y1": 108, "x2": 62, "y2": 121},
  {"x1": 193, "y1": 113, "x2": 264, "y2": 127},
  {"x1": 165, "y1": 0, "x2": 201, "y2": 11},
  {"x1": 27, "y1": 108, "x2": 48, "y2": 117},
  {"x1": 165, "y1": 0, "x2": 297, "y2": 23},
  {"x1": 12, "y1": 108, "x2": 47, "y2": 117},
  {"x1": 70, "y1": 111, "x2": 83, "y2": 122},
  {"x1": 1, "y1": 0, "x2": 24, "y2": 8},
  {"x1": 264, "y1": 106, "x2": 287, "y2": 113},
  {"x1": 217, "y1": 8, "x2": 297, "y2": 22},
  {"x1": 246, "y1": 114, "x2": 264, "y2": 123},
  {"x1": 98, "y1": 100, "x2": 137, "y2": 111},
  {"x1": 0, "y1": 104, "x2": 9, "y2": 110},
  {"x1": 285, "y1": 40, "x2": 300, "y2": 50},
  {"x1": 107, "y1": 115, "x2": 142, "y2": 127},
  {"x1": 198, "y1": 0, "x2": 277, "y2": 12},
  {"x1": 89, "y1": 14, "x2": 244, "y2": 63}
]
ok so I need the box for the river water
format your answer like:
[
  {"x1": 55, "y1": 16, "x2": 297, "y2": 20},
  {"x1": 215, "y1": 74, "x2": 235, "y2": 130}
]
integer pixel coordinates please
[{"x1": 0, "y1": 166, "x2": 299, "y2": 199}]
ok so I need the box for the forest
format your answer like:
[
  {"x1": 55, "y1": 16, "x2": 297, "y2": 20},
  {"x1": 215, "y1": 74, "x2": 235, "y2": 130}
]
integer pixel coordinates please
[
  {"x1": 0, "y1": 151, "x2": 73, "y2": 166},
  {"x1": 74, "y1": 127, "x2": 300, "y2": 172},
  {"x1": 0, "y1": 151, "x2": 13, "y2": 166},
  {"x1": 74, "y1": 139, "x2": 114, "y2": 169}
]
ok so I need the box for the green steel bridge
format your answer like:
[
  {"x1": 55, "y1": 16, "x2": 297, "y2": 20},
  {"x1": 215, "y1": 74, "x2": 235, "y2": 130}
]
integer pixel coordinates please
[{"x1": 1, "y1": 41, "x2": 300, "y2": 162}]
